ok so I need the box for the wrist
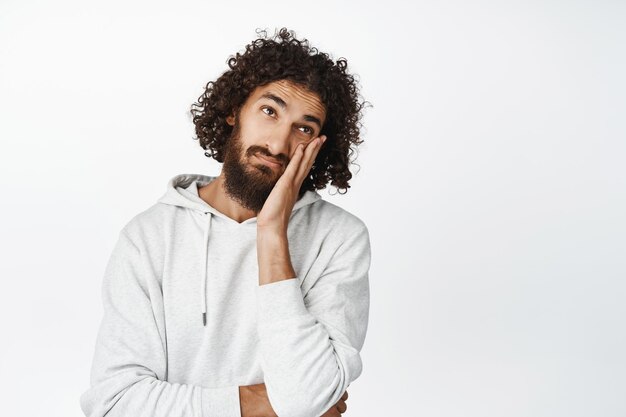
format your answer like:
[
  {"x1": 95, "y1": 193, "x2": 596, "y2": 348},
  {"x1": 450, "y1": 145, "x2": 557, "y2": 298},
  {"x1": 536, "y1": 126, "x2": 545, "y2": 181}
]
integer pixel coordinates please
[
  {"x1": 257, "y1": 225, "x2": 287, "y2": 240},
  {"x1": 257, "y1": 226, "x2": 294, "y2": 285},
  {"x1": 257, "y1": 228, "x2": 289, "y2": 257}
]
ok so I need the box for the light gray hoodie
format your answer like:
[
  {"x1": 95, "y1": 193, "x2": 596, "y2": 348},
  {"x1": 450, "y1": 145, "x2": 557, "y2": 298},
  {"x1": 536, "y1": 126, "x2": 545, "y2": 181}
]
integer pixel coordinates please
[{"x1": 80, "y1": 173, "x2": 371, "y2": 417}]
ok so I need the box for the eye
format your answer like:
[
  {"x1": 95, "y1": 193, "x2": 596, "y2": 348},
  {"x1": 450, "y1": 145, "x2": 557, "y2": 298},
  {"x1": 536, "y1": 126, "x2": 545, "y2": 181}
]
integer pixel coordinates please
[
  {"x1": 261, "y1": 106, "x2": 275, "y2": 117},
  {"x1": 299, "y1": 126, "x2": 314, "y2": 135}
]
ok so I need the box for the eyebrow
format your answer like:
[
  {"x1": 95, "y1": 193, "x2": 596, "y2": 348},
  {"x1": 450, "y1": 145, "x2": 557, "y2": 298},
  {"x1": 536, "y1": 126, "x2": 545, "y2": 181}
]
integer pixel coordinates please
[{"x1": 258, "y1": 92, "x2": 324, "y2": 130}]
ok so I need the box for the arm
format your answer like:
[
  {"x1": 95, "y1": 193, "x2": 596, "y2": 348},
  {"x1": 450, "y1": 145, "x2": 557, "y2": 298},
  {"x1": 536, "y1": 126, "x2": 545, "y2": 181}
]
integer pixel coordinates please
[
  {"x1": 256, "y1": 222, "x2": 371, "y2": 417},
  {"x1": 253, "y1": 135, "x2": 370, "y2": 417},
  {"x1": 79, "y1": 229, "x2": 241, "y2": 417}
]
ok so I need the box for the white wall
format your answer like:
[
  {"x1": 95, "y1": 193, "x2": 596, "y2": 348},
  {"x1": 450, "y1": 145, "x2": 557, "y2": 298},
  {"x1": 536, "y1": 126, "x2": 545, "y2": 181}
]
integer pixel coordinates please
[{"x1": 1, "y1": 0, "x2": 624, "y2": 416}]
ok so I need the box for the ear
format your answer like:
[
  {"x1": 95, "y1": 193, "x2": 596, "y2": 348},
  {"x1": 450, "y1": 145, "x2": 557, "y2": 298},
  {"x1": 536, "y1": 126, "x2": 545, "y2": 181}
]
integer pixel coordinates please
[{"x1": 226, "y1": 108, "x2": 238, "y2": 126}]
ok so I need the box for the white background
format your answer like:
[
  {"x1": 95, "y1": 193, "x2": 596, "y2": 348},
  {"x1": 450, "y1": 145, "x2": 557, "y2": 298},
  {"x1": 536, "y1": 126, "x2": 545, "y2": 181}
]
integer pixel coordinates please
[{"x1": 1, "y1": 0, "x2": 625, "y2": 416}]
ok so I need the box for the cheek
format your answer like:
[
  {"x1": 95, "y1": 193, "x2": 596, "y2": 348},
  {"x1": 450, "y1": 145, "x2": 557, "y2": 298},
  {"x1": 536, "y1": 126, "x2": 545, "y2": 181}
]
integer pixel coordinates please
[
  {"x1": 239, "y1": 121, "x2": 263, "y2": 142},
  {"x1": 246, "y1": 117, "x2": 275, "y2": 140}
]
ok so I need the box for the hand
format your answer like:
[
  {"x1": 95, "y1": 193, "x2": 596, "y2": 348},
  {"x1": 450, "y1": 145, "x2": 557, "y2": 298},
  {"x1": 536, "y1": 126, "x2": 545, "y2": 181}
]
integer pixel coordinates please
[
  {"x1": 239, "y1": 383, "x2": 277, "y2": 417},
  {"x1": 239, "y1": 383, "x2": 349, "y2": 417},
  {"x1": 320, "y1": 390, "x2": 349, "y2": 416},
  {"x1": 256, "y1": 135, "x2": 327, "y2": 232}
]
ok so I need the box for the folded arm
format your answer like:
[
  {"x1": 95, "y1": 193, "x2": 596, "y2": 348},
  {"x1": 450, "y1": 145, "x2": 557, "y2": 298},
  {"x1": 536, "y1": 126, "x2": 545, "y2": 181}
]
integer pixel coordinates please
[
  {"x1": 256, "y1": 221, "x2": 371, "y2": 417},
  {"x1": 80, "y1": 229, "x2": 242, "y2": 417}
]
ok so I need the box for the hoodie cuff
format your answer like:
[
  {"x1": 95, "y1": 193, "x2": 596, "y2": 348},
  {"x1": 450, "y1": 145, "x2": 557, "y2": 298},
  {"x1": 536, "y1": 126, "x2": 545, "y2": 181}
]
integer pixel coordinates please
[
  {"x1": 256, "y1": 278, "x2": 309, "y2": 323},
  {"x1": 201, "y1": 385, "x2": 241, "y2": 417}
]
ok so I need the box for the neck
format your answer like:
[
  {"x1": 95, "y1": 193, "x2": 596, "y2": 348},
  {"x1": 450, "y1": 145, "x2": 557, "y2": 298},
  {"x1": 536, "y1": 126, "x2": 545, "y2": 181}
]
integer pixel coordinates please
[{"x1": 198, "y1": 173, "x2": 258, "y2": 224}]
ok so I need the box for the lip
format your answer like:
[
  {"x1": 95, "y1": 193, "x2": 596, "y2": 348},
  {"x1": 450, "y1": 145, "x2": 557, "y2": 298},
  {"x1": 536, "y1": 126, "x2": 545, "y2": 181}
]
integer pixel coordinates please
[{"x1": 255, "y1": 154, "x2": 282, "y2": 168}]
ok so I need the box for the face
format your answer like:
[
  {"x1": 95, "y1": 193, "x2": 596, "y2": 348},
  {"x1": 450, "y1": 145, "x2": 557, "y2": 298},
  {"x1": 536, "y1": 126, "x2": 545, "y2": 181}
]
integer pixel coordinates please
[{"x1": 221, "y1": 80, "x2": 327, "y2": 213}]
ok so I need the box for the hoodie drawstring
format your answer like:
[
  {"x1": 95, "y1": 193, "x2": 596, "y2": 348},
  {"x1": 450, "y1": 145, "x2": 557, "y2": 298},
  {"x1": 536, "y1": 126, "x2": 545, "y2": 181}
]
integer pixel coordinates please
[
  {"x1": 201, "y1": 211, "x2": 212, "y2": 326},
  {"x1": 153, "y1": 175, "x2": 320, "y2": 327}
]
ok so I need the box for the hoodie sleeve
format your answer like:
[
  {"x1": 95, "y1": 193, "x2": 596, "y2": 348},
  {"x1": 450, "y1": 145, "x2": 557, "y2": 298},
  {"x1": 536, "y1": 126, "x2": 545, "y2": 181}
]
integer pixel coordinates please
[
  {"x1": 80, "y1": 229, "x2": 241, "y2": 417},
  {"x1": 255, "y1": 220, "x2": 371, "y2": 417}
]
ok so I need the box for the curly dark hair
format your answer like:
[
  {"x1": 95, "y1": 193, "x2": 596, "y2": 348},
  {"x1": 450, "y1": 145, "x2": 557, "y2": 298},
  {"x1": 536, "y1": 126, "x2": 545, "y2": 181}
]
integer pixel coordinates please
[{"x1": 190, "y1": 27, "x2": 371, "y2": 195}]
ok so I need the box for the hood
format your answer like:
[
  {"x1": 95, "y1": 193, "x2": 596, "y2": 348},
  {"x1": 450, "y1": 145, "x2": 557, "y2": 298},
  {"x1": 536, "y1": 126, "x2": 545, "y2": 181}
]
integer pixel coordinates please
[
  {"x1": 157, "y1": 173, "x2": 322, "y2": 219},
  {"x1": 156, "y1": 173, "x2": 322, "y2": 326}
]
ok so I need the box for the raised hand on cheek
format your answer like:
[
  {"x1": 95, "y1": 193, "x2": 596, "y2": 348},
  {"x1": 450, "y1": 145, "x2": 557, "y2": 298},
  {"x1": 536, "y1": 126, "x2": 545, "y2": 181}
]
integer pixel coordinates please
[{"x1": 256, "y1": 135, "x2": 327, "y2": 232}]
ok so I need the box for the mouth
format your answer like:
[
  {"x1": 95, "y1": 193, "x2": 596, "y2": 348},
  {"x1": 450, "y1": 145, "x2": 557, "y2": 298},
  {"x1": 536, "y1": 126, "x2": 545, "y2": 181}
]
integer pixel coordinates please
[{"x1": 255, "y1": 154, "x2": 283, "y2": 169}]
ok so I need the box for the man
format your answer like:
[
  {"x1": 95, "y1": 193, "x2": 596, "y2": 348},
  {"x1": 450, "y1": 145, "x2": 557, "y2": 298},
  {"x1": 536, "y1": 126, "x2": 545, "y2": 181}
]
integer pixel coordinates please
[{"x1": 80, "y1": 27, "x2": 371, "y2": 417}]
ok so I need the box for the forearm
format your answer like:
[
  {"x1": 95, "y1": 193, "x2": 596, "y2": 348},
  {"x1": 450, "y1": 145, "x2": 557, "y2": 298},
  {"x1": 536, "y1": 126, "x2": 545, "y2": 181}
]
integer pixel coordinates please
[
  {"x1": 257, "y1": 228, "x2": 296, "y2": 286},
  {"x1": 81, "y1": 375, "x2": 240, "y2": 417},
  {"x1": 253, "y1": 223, "x2": 369, "y2": 416},
  {"x1": 253, "y1": 222, "x2": 370, "y2": 416},
  {"x1": 255, "y1": 281, "x2": 357, "y2": 417}
]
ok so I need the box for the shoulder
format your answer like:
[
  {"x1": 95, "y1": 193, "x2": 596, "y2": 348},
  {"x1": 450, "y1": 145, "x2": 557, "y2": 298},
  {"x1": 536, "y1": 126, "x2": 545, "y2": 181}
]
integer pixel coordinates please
[
  {"x1": 308, "y1": 198, "x2": 369, "y2": 234},
  {"x1": 118, "y1": 203, "x2": 175, "y2": 247},
  {"x1": 297, "y1": 199, "x2": 370, "y2": 255}
]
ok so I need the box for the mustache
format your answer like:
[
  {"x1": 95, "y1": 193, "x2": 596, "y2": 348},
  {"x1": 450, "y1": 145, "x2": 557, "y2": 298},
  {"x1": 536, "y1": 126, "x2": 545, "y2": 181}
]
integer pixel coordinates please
[{"x1": 247, "y1": 146, "x2": 288, "y2": 166}]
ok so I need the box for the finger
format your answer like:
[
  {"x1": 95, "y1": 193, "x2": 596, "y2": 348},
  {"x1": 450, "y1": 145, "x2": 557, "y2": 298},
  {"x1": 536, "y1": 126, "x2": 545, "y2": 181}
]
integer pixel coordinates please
[
  {"x1": 320, "y1": 407, "x2": 341, "y2": 417},
  {"x1": 295, "y1": 135, "x2": 325, "y2": 183},
  {"x1": 341, "y1": 390, "x2": 349, "y2": 401},
  {"x1": 336, "y1": 399, "x2": 347, "y2": 413},
  {"x1": 281, "y1": 142, "x2": 306, "y2": 182},
  {"x1": 296, "y1": 136, "x2": 320, "y2": 178}
]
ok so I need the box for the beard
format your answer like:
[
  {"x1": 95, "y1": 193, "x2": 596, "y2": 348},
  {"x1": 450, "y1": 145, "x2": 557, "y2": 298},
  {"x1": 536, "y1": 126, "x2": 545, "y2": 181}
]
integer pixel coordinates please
[{"x1": 221, "y1": 119, "x2": 287, "y2": 214}]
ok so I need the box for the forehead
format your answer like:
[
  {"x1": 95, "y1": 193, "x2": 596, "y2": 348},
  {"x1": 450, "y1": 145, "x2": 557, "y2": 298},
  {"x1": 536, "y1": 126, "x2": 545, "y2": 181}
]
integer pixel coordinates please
[{"x1": 248, "y1": 80, "x2": 326, "y2": 121}]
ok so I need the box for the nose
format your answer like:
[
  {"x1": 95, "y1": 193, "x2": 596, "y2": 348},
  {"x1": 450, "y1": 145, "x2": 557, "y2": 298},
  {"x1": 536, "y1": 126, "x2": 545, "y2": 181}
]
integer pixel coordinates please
[{"x1": 264, "y1": 122, "x2": 292, "y2": 159}]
